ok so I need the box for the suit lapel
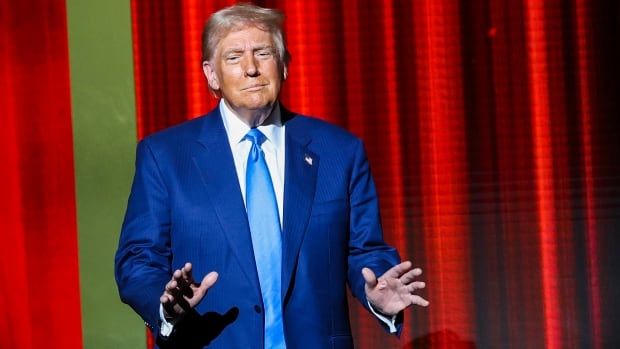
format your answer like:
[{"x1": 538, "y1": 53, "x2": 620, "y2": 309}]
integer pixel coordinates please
[
  {"x1": 281, "y1": 113, "x2": 318, "y2": 302},
  {"x1": 193, "y1": 110, "x2": 260, "y2": 297}
]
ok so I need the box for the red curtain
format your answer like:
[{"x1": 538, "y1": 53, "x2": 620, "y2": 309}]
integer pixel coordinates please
[
  {"x1": 0, "y1": 0, "x2": 82, "y2": 348},
  {"x1": 131, "y1": 0, "x2": 620, "y2": 348}
]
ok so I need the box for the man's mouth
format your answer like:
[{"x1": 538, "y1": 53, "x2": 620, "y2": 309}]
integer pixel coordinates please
[{"x1": 243, "y1": 83, "x2": 267, "y2": 91}]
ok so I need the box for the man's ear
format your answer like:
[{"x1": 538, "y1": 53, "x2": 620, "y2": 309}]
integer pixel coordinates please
[
  {"x1": 282, "y1": 65, "x2": 288, "y2": 81},
  {"x1": 202, "y1": 61, "x2": 220, "y2": 90}
]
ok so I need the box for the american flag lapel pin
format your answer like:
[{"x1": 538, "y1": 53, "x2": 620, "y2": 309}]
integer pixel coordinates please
[{"x1": 304, "y1": 154, "x2": 313, "y2": 166}]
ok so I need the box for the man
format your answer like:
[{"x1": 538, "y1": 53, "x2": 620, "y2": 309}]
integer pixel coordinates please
[{"x1": 115, "y1": 4, "x2": 428, "y2": 349}]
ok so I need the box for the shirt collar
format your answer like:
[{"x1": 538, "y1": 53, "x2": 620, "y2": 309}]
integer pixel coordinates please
[{"x1": 219, "y1": 99, "x2": 283, "y2": 150}]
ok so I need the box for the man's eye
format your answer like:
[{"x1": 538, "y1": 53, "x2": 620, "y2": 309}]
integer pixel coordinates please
[
  {"x1": 256, "y1": 50, "x2": 273, "y2": 58},
  {"x1": 226, "y1": 56, "x2": 241, "y2": 63}
]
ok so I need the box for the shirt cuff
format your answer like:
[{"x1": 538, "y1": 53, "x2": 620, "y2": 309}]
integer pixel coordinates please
[
  {"x1": 367, "y1": 299, "x2": 398, "y2": 333},
  {"x1": 159, "y1": 304, "x2": 175, "y2": 337}
]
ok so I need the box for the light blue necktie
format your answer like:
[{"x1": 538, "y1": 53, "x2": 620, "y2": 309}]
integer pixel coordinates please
[{"x1": 245, "y1": 129, "x2": 286, "y2": 349}]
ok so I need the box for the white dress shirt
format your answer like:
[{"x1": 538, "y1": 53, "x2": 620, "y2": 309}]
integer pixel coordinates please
[{"x1": 219, "y1": 99, "x2": 285, "y2": 226}]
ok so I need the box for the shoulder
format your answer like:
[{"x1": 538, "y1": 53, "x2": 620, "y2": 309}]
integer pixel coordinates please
[
  {"x1": 133, "y1": 109, "x2": 223, "y2": 167},
  {"x1": 141, "y1": 115, "x2": 205, "y2": 146},
  {"x1": 138, "y1": 108, "x2": 221, "y2": 150},
  {"x1": 284, "y1": 112, "x2": 362, "y2": 149}
]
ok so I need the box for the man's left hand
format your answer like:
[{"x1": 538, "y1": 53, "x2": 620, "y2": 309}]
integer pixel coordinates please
[{"x1": 363, "y1": 261, "x2": 429, "y2": 316}]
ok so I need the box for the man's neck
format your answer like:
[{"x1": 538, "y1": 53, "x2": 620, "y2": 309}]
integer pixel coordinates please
[{"x1": 223, "y1": 100, "x2": 277, "y2": 128}]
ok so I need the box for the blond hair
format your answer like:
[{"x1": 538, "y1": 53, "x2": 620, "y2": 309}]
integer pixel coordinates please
[{"x1": 202, "y1": 3, "x2": 291, "y2": 77}]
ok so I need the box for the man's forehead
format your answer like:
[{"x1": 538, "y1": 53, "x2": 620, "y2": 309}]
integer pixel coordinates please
[
  {"x1": 218, "y1": 27, "x2": 274, "y2": 51},
  {"x1": 220, "y1": 25, "x2": 271, "y2": 41}
]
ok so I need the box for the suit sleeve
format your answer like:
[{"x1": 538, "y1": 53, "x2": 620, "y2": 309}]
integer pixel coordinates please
[
  {"x1": 346, "y1": 139, "x2": 404, "y2": 335},
  {"x1": 114, "y1": 139, "x2": 172, "y2": 335}
]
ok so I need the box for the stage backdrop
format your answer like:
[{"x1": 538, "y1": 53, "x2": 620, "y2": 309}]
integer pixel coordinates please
[
  {"x1": 2, "y1": 0, "x2": 619, "y2": 348},
  {"x1": 1, "y1": 0, "x2": 82, "y2": 348},
  {"x1": 131, "y1": 0, "x2": 619, "y2": 348}
]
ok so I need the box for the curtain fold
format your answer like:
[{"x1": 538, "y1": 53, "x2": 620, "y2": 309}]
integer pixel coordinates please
[
  {"x1": 0, "y1": 0, "x2": 83, "y2": 348},
  {"x1": 131, "y1": 0, "x2": 620, "y2": 348}
]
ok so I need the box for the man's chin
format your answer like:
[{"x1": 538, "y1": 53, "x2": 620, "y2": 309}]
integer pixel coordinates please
[{"x1": 240, "y1": 99, "x2": 277, "y2": 112}]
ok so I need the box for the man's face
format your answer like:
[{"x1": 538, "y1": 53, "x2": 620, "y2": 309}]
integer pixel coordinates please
[{"x1": 203, "y1": 26, "x2": 283, "y2": 120}]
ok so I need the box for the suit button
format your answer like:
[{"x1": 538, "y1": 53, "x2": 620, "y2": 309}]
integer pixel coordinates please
[{"x1": 254, "y1": 305, "x2": 262, "y2": 313}]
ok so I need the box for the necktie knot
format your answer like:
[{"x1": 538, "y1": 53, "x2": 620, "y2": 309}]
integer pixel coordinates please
[{"x1": 245, "y1": 128, "x2": 267, "y2": 147}]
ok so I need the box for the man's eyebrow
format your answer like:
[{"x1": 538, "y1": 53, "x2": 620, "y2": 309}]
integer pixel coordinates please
[
  {"x1": 252, "y1": 44, "x2": 273, "y2": 51},
  {"x1": 222, "y1": 48, "x2": 244, "y2": 56}
]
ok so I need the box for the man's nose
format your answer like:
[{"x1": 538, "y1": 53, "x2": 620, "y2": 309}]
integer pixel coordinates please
[{"x1": 243, "y1": 55, "x2": 259, "y2": 77}]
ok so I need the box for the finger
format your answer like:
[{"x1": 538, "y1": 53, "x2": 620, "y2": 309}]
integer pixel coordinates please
[
  {"x1": 161, "y1": 295, "x2": 178, "y2": 317},
  {"x1": 399, "y1": 267, "x2": 423, "y2": 284},
  {"x1": 161, "y1": 292, "x2": 184, "y2": 317},
  {"x1": 160, "y1": 293, "x2": 173, "y2": 305},
  {"x1": 164, "y1": 279, "x2": 180, "y2": 297},
  {"x1": 172, "y1": 268, "x2": 183, "y2": 281},
  {"x1": 185, "y1": 272, "x2": 218, "y2": 307},
  {"x1": 410, "y1": 294, "x2": 430, "y2": 307},
  {"x1": 173, "y1": 265, "x2": 193, "y2": 291},
  {"x1": 362, "y1": 268, "x2": 377, "y2": 288},
  {"x1": 384, "y1": 261, "x2": 413, "y2": 279},
  {"x1": 406, "y1": 281, "x2": 426, "y2": 293},
  {"x1": 181, "y1": 262, "x2": 195, "y2": 284},
  {"x1": 171, "y1": 269, "x2": 185, "y2": 288},
  {"x1": 196, "y1": 271, "x2": 219, "y2": 295},
  {"x1": 166, "y1": 274, "x2": 190, "y2": 299},
  {"x1": 173, "y1": 265, "x2": 195, "y2": 296}
]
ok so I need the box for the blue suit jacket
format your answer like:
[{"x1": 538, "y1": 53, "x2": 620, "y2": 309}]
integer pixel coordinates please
[{"x1": 115, "y1": 107, "x2": 402, "y2": 348}]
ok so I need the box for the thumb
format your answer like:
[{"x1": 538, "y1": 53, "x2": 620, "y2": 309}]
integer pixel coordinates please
[
  {"x1": 200, "y1": 271, "x2": 218, "y2": 290},
  {"x1": 362, "y1": 267, "x2": 377, "y2": 288}
]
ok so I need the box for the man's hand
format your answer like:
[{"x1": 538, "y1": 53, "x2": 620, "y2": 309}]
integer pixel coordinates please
[
  {"x1": 160, "y1": 262, "x2": 218, "y2": 321},
  {"x1": 363, "y1": 261, "x2": 429, "y2": 316}
]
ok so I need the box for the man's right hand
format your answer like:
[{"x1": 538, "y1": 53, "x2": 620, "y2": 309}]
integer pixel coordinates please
[{"x1": 160, "y1": 262, "x2": 218, "y2": 321}]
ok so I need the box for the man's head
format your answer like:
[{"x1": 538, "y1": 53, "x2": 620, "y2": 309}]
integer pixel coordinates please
[
  {"x1": 202, "y1": 4, "x2": 290, "y2": 78},
  {"x1": 201, "y1": 4, "x2": 290, "y2": 124}
]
